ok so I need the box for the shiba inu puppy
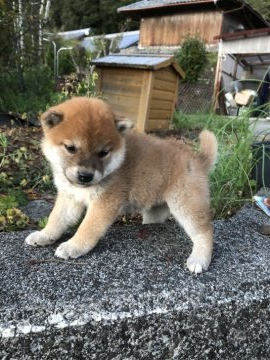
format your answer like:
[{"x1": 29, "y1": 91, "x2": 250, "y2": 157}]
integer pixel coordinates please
[{"x1": 25, "y1": 97, "x2": 217, "y2": 274}]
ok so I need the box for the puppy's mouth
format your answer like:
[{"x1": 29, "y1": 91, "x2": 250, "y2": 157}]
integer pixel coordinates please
[
  {"x1": 65, "y1": 171, "x2": 100, "y2": 188},
  {"x1": 67, "y1": 179, "x2": 94, "y2": 187}
]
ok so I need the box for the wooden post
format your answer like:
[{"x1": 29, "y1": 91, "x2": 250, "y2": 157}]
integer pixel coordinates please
[
  {"x1": 95, "y1": 68, "x2": 102, "y2": 94},
  {"x1": 137, "y1": 70, "x2": 154, "y2": 132},
  {"x1": 171, "y1": 74, "x2": 180, "y2": 124},
  {"x1": 233, "y1": 55, "x2": 240, "y2": 81},
  {"x1": 213, "y1": 39, "x2": 223, "y2": 112}
]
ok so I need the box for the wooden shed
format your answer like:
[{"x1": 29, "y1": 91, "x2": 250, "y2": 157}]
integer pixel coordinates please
[
  {"x1": 118, "y1": 0, "x2": 269, "y2": 47},
  {"x1": 92, "y1": 55, "x2": 185, "y2": 132}
]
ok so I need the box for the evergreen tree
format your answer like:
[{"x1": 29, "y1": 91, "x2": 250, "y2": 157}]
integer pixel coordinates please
[
  {"x1": 49, "y1": 0, "x2": 138, "y2": 33},
  {"x1": 248, "y1": 0, "x2": 270, "y2": 22}
]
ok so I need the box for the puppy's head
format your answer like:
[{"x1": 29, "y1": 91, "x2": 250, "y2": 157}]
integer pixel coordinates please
[{"x1": 41, "y1": 97, "x2": 133, "y2": 187}]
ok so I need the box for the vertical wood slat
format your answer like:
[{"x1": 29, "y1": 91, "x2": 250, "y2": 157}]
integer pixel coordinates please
[
  {"x1": 140, "y1": 11, "x2": 222, "y2": 46},
  {"x1": 172, "y1": 75, "x2": 180, "y2": 121},
  {"x1": 95, "y1": 68, "x2": 102, "y2": 93},
  {"x1": 136, "y1": 70, "x2": 155, "y2": 132}
]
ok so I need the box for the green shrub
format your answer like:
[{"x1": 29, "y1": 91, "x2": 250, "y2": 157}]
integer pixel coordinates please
[
  {"x1": 175, "y1": 35, "x2": 207, "y2": 83},
  {"x1": 0, "y1": 65, "x2": 54, "y2": 114}
]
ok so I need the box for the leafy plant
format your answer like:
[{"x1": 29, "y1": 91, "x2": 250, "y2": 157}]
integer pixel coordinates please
[
  {"x1": 175, "y1": 35, "x2": 208, "y2": 83},
  {"x1": 0, "y1": 65, "x2": 54, "y2": 114},
  {"x1": 38, "y1": 216, "x2": 48, "y2": 229},
  {"x1": 0, "y1": 133, "x2": 8, "y2": 168},
  {"x1": 0, "y1": 194, "x2": 29, "y2": 231},
  {"x1": 0, "y1": 130, "x2": 54, "y2": 231}
]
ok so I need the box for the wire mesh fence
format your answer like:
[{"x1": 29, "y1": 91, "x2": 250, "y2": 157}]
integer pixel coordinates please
[{"x1": 177, "y1": 82, "x2": 214, "y2": 114}]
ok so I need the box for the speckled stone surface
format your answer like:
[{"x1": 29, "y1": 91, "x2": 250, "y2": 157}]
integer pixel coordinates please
[
  {"x1": 1, "y1": 203, "x2": 270, "y2": 359},
  {"x1": 20, "y1": 200, "x2": 53, "y2": 222}
]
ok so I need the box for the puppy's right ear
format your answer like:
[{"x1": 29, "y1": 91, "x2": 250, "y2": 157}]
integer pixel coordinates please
[
  {"x1": 41, "y1": 111, "x2": 63, "y2": 129},
  {"x1": 115, "y1": 114, "x2": 134, "y2": 134}
]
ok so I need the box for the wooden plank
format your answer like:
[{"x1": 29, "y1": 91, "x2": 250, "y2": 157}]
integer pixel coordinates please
[
  {"x1": 137, "y1": 70, "x2": 154, "y2": 132},
  {"x1": 95, "y1": 69, "x2": 102, "y2": 93},
  {"x1": 150, "y1": 99, "x2": 173, "y2": 111},
  {"x1": 145, "y1": 119, "x2": 170, "y2": 131},
  {"x1": 215, "y1": 27, "x2": 270, "y2": 40},
  {"x1": 171, "y1": 76, "x2": 179, "y2": 116},
  {"x1": 152, "y1": 58, "x2": 173, "y2": 71},
  {"x1": 102, "y1": 82, "x2": 141, "y2": 96},
  {"x1": 155, "y1": 68, "x2": 177, "y2": 83},
  {"x1": 102, "y1": 92, "x2": 140, "y2": 123},
  {"x1": 140, "y1": 11, "x2": 222, "y2": 46},
  {"x1": 101, "y1": 67, "x2": 143, "y2": 78},
  {"x1": 100, "y1": 69, "x2": 143, "y2": 96},
  {"x1": 102, "y1": 77, "x2": 142, "y2": 89},
  {"x1": 149, "y1": 109, "x2": 172, "y2": 120},
  {"x1": 153, "y1": 79, "x2": 175, "y2": 92},
  {"x1": 101, "y1": 68, "x2": 143, "y2": 83},
  {"x1": 151, "y1": 88, "x2": 175, "y2": 101}
]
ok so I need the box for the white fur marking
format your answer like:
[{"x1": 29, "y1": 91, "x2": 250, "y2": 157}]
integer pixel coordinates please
[{"x1": 103, "y1": 144, "x2": 126, "y2": 178}]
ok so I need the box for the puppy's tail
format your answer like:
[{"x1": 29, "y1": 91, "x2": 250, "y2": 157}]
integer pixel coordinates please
[{"x1": 198, "y1": 130, "x2": 218, "y2": 171}]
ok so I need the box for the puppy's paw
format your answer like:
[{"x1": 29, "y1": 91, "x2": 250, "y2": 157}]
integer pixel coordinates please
[
  {"x1": 55, "y1": 240, "x2": 88, "y2": 260},
  {"x1": 187, "y1": 254, "x2": 211, "y2": 274},
  {"x1": 25, "y1": 231, "x2": 55, "y2": 247}
]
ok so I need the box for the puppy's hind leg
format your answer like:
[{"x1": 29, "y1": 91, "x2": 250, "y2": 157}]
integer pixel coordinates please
[
  {"x1": 25, "y1": 193, "x2": 85, "y2": 247},
  {"x1": 142, "y1": 204, "x2": 170, "y2": 224},
  {"x1": 167, "y1": 199, "x2": 213, "y2": 274}
]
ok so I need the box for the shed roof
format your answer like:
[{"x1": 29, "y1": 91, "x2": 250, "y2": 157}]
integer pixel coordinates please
[
  {"x1": 118, "y1": 0, "x2": 210, "y2": 12},
  {"x1": 92, "y1": 55, "x2": 185, "y2": 77},
  {"x1": 118, "y1": 0, "x2": 269, "y2": 27},
  {"x1": 81, "y1": 31, "x2": 139, "y2": 52},
  {"x1": 216, "y1": 28, "x2": 270, "y2": 67},
  {"x1": 57, "y1": 28, "x2": 91, "y2": 40}
]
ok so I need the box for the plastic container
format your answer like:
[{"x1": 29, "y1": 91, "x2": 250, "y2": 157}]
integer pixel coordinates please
[{"x1": 251, "y1": 140, "x2": 270, "y2": 188}]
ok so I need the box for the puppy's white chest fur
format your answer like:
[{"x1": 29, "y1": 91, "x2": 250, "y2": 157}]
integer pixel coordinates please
[{"x1": 54, "y1": 172, "x2": 103, "y2": 207}]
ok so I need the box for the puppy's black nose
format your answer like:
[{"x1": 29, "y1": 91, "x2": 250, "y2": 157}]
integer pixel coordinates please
[{"x1": 78, "y1": 171, "x2": 94, "y2": 183}]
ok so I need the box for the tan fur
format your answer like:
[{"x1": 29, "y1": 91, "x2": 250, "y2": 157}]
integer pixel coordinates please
[{"x1": 25, "y1": 97, "x2": 218, "y2": 274}]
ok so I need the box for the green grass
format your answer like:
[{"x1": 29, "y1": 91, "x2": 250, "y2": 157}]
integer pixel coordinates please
[{"x1": 173, "y1": 111, "x2": 257, "y2": 218}]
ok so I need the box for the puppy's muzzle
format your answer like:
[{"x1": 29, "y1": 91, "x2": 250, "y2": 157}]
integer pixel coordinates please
[{"x1": 77, "y1": 171, "x2": 94, "y2": 184}]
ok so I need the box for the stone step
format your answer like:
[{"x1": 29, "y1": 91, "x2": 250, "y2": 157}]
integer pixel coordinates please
[{"x1": 1, "y1": 204, "x2": 270, "y2": 359}]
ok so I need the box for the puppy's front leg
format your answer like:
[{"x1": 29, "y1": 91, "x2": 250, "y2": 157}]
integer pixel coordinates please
[
  {"x1": 25, "y1": 193, "x2": 85, "y2": 247},
  {"x1": 55, "y1": 197, "x2": 119, "y2": 259}
]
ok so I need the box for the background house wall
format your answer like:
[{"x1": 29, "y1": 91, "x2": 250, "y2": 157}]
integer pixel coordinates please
[{"x1": 139, "y1": 10, "x2": 223, "y2": 47}]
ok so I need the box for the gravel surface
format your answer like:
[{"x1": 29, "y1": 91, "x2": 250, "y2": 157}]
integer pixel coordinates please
[{"x1": 1, "y1": 200, "x2": 270, "y2": 359}]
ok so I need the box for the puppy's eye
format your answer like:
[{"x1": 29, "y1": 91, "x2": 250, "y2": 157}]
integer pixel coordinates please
[
  {"x1": 64, "y1": 144, "x2": 77, "y2": 154},
  {"x1": 98, "y1": 149, "x2": 110, "y2": 158}
]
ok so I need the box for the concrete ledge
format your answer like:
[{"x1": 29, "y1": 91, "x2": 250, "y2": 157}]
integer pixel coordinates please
[{"x1": 1, "y1": 204, "x2": 270, "y2": 359}]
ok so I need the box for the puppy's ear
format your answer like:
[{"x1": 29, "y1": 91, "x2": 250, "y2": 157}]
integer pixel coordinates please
[
  {"x1": 41, "y1": 111, "x2": 63, "y2": 129},
  {"x1": 115, "y1": 114, "x2": 134, "y2": 134}
]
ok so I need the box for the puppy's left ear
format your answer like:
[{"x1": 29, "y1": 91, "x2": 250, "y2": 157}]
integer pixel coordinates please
[
  {"x1": 41, "y1": 110, "x2": 63, "y2": 129},
  {"x1": 115, "y1": 114, "x2": 134, "y2": 134}
]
